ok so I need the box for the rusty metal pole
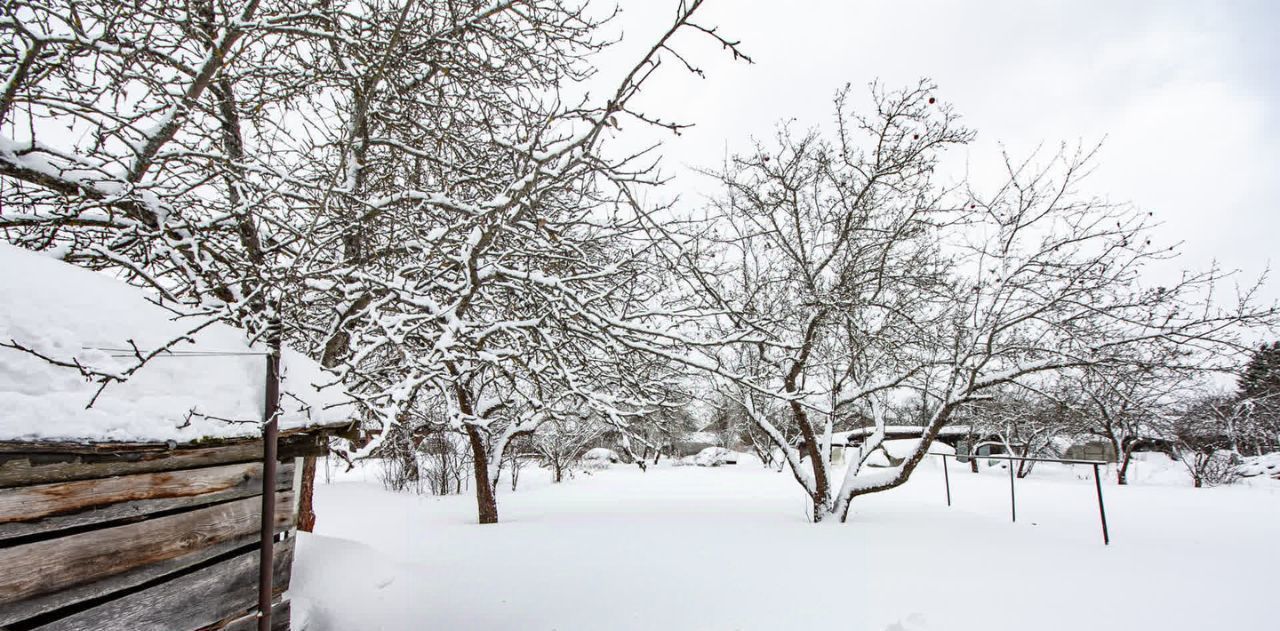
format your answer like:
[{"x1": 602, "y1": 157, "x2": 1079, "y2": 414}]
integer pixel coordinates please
[
  {"x1": 1008, "y1": 456, "x2": 1016, "y2": 523},
  {"x1": 259, "y1": 333, "x2": 281, "y2": 631},
  {"x1": 1093, "y1": 463, "x2": 1110, "y2": 545},
  {"x1": 942, "y1": 454, "x2": 952, "y2": 507}
]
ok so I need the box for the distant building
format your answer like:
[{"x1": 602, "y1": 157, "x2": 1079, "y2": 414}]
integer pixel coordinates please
[{"x1": 1062, "y1": 440, "x2": 1119, "y2": 463}]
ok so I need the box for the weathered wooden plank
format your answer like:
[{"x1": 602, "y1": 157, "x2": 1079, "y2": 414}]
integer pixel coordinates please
[
  {"x1": 0, "y1": 444, "x2": 261, "y2": 489},
  {"x1": 0, "y1": 492, "x2": 294, "y2": 609},
  {"x1": 0, "y1": 423, "x2": 352, "y2": 455},
  {"x1": 31, "y1": 539, "x2": 294, "y2": 631},
  {"x1": 0, "y1": 427, "x2": 345, "y2": 489},
  {"x1": 211, "y1": 599, "x2": 291, "y2": 631},
  {"x1": 0, "y1": 535, "x2": 255, "y2": 626},
  {"x1": 0, "y1": 463, "x2": 294, "y2": 542}
]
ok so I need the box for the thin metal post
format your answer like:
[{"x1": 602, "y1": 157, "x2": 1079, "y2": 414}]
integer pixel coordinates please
[
  {"x1": 1008, "y1": 456, "x2": 1016, "y2": 523},
  {"x1": 927, "y1": 452, "x2": 1110, "y2": 545},
  {"x1": 1093, "y1": 463, "x2": 1110, "y2": 545},
  {"x1": 942, "y1": 453, "x2": 952, "y2": 507},
  {"x1": 259, "y1": 344, "x2": 281, "y2": 631}
]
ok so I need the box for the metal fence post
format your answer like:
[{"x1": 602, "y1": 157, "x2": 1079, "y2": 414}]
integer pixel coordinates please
[
  {"x1": 259, "y1": 327, "x2": 281, "y2": 631},
  {"x1": 928, "y1": 452, "x2": 1110, "y2": 544},
  {"x1": 942, "y1": 454, "x2": 952, "y2": 507},
  {"x1": 1093, "y1": 463, "x2": 1110, "y2": 545},
  {"x1": 1008, "y1": 457, "x2": 1016, "y2": 523}
]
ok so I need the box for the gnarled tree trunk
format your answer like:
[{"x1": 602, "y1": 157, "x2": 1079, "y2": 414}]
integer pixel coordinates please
[
  {"x1": 464, "y1": 425, "x2": 499, "y2": 524},
  {"x1": 297, "y1": 455, "x2": 318, "y2": 532}
]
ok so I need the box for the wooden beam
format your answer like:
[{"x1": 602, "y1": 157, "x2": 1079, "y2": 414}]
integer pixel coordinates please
[
  {"x1": 1, "y1": 534, "x2": 256, "y2": 626},
  {"x1": 0, "y1": 493, "x2": 293, "y2": 608},
  {"x1": 0, "y1": 463, "x2": 295, "y2": 543},
  {"x1": 0, "y1": 423, "x2": 351, "y2": 455},
  {"x1": 30, "y1": 539, "x2": 294, "y2": 631},
  {"x1": 0, "y1": 444, "x2": 261, "y2": 489},
  {"x1": 0, "y1": 427, "x2": 342, "y2": 489},
  {"x1": 215, "y1": 597, "x2": 291, "y2": 631}
]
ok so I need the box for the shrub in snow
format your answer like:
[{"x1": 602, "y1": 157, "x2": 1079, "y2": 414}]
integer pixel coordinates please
[
  {"x1": 375, "y1": 425, "x2": 469, "y2": 496},
  {"x1": 672, "y1": 455, "x2": 699, "y2": 467},
  {"x1": 694, "y1": 447, "x2": 738, "y2": 467},
  {"x1": 1172, "y1": 449, "x2": 1240, "y2": 488},
  {"x1": 582, "y1": 448, "x2": 620, "y2": 464},
  {"x1": 1236, "y1": 452, "x2": 1280, "y2": 480}
]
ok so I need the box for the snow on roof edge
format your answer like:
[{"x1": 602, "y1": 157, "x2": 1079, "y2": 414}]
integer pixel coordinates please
[{"x1": 0, "y1": 242, "x2": 355, "y2": 444}]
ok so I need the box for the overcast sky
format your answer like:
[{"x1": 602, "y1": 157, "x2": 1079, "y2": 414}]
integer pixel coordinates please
[{"x1": 595, "y1": 0, "x2": 1279, "y2": 301}]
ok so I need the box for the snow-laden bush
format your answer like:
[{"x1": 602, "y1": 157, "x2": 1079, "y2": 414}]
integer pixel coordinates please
[
  {"x1": 1175, "y1": 449, "x2": 1240, "y2": 488},
  {"x1": 694, "y1": 447, "x2": 739, "y2": 467},
  {"x1": 582, "y1": 447, "x2": 620, "y2": 463},
  {"x1": 375, "y1": 425, "x2": 469, "y2": 496},
  {"x1": 1237, "y1": 452, "x2": 1280, "y2": 480}
]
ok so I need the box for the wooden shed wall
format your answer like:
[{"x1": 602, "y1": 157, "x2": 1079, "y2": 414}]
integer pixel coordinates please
[{"x1": 0, "y1": 439, "x2": 313, "y2": 631}]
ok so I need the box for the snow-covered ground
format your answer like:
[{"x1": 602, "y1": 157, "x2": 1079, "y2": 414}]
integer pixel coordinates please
[{"x1": 292, "y1": 455, "x2": 1280, "y2": 631}]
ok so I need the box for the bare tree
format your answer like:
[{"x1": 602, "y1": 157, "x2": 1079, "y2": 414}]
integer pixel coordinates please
[
  {"x1": 1063, "y1": 352, "x2": 1198, "y2": 485},
  {"x1": 1168, "y1": 392, "x2": 1250, "y2": 487},
  {"x1": 651, "y1": 82, "x2": 1276, "y2": 522},
  {"x1": 611, "y1": 400, "x2": 699, "y2": 469},
  {"x1": 964, "y1": 384, "x2": 1076, "y2": 478},
  {"x1": 1, "y1": 0, "x2": 750, "y2": 526},
  {"x1": 531, "y1": 416, "x2": 604, "y2": 483}
]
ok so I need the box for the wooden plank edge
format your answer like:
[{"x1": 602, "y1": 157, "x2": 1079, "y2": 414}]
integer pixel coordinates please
[
  {"x1": 0, "y1": 424, "x2": 351, "y2": 489},
  {"x1": 0, "y1": 488, "x2": 293, "y2": 616},
  {"x1": 0, "y1": 422, "x2": 355, "y2": 454},
  {"x1": 0, "y1": 463, "x2": 295, "y2": 542},
  {"x1": 30, "y1": 539, "x2": 294, "y2": 631},
  {"x1": 207, "y1": 599, "x2": 291, "y2": 631}
]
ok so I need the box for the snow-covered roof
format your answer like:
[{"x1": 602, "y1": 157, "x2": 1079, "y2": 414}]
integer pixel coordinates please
[{"x1": 0, "y1": 243, "x2": 353, "y2": 444}]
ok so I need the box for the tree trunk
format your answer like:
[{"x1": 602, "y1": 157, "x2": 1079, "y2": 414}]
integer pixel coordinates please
[
  {"x1": 464, "y1": 426, "x2": 499, "y2": 524},
  {"x1": 787, "y1": 396, "x2": 834, "y2": 526},
  {"x1": 1116, "y1": 447, "x2": 1133, "y2": 485},
  {"x1": 297, "y1": 455, "x2": 318, "y2": 532},
  {"x1": 1016, "y1": 446, "x2": 1034, "y2": 478},
  {"x1": 809, "y1": 485, "x2": 836, "y2": 523}
]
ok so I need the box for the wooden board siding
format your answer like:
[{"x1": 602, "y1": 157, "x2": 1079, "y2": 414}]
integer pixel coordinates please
[
  {"x1": 0, "y1": 426, "x2": 345, "y2": 489},
  {"x1": 29, "y1": 539, "x2": 294, "y2": 631},
  {"x1": 2, "y1": 534, "x2": 266, "y2": 627},
  {"x1": 0, "y1": 462, "x2": 294, "y2": 542},
  {"x1": 0, "y1": 430, "x2": 341, "y2": 631},
  {"x1": 0, "y1": 444, "x2": 263, "y2": 489},
  {"x1": 216, "y1": 600, "x2": 291, "y2": 631},
  {"x1": 0, "y1": 492, "x2": 294, "y2": 621}
]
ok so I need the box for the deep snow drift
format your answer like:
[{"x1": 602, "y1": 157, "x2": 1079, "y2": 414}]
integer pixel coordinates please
[{"x1": 292, "y1": 456, "x2": 1279, "y2": 631}]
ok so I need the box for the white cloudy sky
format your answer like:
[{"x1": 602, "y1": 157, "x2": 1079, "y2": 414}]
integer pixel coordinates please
[{"x1": 592, "y1": 0, "x2": 1279, "y2": 301}]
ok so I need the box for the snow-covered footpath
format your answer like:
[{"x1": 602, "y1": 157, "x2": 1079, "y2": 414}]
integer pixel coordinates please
[{"x1": 291, "y1": 457, "x2": 1280, "y2": 631}]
